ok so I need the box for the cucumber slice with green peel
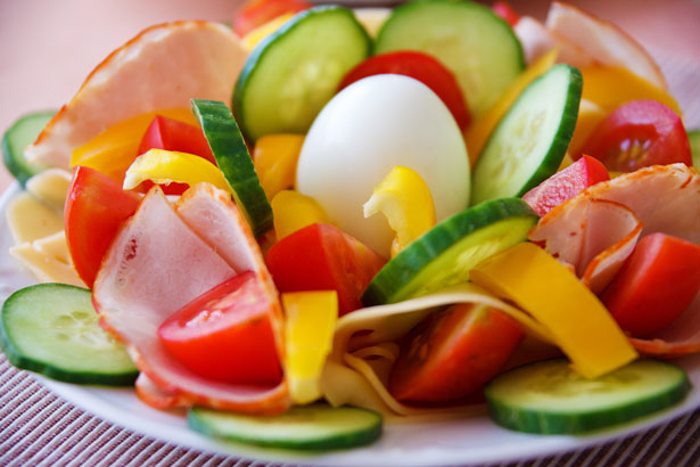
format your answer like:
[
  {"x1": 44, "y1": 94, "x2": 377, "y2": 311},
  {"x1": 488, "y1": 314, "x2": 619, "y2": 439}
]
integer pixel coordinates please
[
  {"x1": 191, "y1": 99, "x2": 272, "y2": 237},
  {"x1": 471, "y1": 64, "x2": 582, "y2": 205},
  {"x1": 688, "y1": 129, "x2": 700, "y2": 169},
  {"x1": 362, "y1": 198, "x2": 538, "y2": 306},
  {"x1": 374, "y1": 0, "x2": 524, "y2": 116},
  {"x1": 485, "y1": 359, "x2": 690, "y2": 434},
  {"x1": 233, "y1": 6, "x2": 371, "y2": 141},
  {"x1": 0, "y1": 284, "x2": 138, "y2": 385},
  {"x1": 188, "y1": 404, "x2": 382, "y2": 450},
  {"x1": 3, "y1": 110, "x2": 54, "y2": 186}
]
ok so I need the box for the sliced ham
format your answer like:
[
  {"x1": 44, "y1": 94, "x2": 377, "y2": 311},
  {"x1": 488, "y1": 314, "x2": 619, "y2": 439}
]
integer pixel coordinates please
[
  {"x1": 514, "y1": 16, "x2": 595, "y2": 67},
  {"x1": 93, "y1": 186, "x2": 289, "y2": 414},
  {"x1": 630, "y1": 294, "x2": 700, "y2": 356}
]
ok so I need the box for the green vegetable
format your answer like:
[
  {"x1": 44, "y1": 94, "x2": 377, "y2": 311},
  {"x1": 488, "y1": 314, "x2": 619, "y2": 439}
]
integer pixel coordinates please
[{"x1": 2, "y1": 110, "x2": 54, "y2": 186}]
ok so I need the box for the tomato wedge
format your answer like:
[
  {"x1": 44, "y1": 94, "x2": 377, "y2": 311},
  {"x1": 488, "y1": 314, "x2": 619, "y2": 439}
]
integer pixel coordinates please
[
  {"x1": 64, "y1": 166, "x2": 141, "y2": 287},
  {"x1": 265, "y1": 223, "x2": 386, "y2": 316},
  {"x1": 389, "y1": 304, "x2": 523, "y2": 403},
  {"x1": 602, "y1": 233, "x2": 700, "y2": 338},
  {"x1": 578, "y1": 100, "x2": 692, "y2": 172},
  {"x1": 137, "y1": 116, "x2": 216, "y2": 195},
  {"x1": 233, "y1": 0, "x2": 311, "y2": 37},
  {"x1": 158, "y1": 271, "x2": 283, "y2": 385},
  {"x1": 338, "y1": 51, "x2": 471, "y2": 130},
  {"x1": 492, "y1": 1, "x2": 520, "y2": 27}
]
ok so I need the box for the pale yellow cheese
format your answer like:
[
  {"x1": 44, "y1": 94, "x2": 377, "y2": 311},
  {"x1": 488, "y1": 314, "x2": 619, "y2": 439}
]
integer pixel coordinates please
[
  {"x1": 25, "y1": 168, "x2": 72, "y2": 212},
  {"x1": 6, "y1": 193, "x2": 64, "y2": 244},
  {"x1": 9, "y1": 241, "x2": 82, "y2": 287}
]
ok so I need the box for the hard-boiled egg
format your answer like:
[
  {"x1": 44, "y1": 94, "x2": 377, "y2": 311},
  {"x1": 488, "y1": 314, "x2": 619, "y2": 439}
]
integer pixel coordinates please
[{"x1": 296, "y1": 74, "x2": 470, "y2": 256}]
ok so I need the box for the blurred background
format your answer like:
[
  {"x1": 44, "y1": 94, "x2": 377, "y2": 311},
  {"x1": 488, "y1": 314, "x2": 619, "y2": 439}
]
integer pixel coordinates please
[{"x1": 0, "y1": 0, "x2": 698, "y2": 187}]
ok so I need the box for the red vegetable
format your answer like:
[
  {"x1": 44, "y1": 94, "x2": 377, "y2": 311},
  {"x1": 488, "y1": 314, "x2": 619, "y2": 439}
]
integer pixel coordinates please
[
  {"x1": 338, "y1": 51, "x2": 471, "y2": 130},
  {"x1": 233, "y1": 0, "x2": 311, "y2": 37},
  {"x1": 64, "y1": 166, "x2": 141, "y2": 287},
  {"x1": 389, "y1": 304, "x2": 523, "y2": 403},
  {"x1": 492, "y1": 1, "x2": 520, "y2": 27},
  {"x1": 265, "y1": 223, "x2": 386, "y2": 316},
  {"x1": 579, "y1": 100, "x2": 692, "y2": 172},
  {"x1": 522, "y1": 155, "x2": 610, "y2": 216},
  {"x1": 137, "y1": 115, "x2": 216, "y2": 195},
  {"x1": 602, "y1": 233, "x2": 700, "y2": 338},
  {"x1": 158, "y1": 271, "x2": 283, "y2": 385}
]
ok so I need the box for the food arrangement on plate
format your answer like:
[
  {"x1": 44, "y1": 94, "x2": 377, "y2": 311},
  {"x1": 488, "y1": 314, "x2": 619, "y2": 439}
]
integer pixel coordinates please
[{"x1": 1, "y1": 0, "x2": 700, "y2": 456}]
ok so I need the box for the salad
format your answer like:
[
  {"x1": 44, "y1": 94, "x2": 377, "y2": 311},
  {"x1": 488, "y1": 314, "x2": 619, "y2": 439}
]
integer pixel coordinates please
[{"x1": 1, "y1": 0, "x2": 700, "y2": 457}]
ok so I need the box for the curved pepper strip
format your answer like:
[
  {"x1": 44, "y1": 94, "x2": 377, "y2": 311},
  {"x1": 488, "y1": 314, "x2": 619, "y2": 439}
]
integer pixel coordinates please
[
  {"x1": 283, "y1": 291, "x2": 338, "y2": 405},
  {"x1": 470, "y1": 242, "x2": 637, "y2": 379},
  {"x1": 252, "y1": 134, "x2": 305, "y2": 199},
  {"x1": 271, "y1": 190, "x2": 328, "y2": 240},
  {"x1": 123, "y1": 149, "x2": 231, "y2": 193},
  {"x1": 465, "y1": 49, "x2": 557, "y2": 166},
  {"x1": 70, "y1": 108, "x2": 197, "y2": 180},
  {"x1": 363, "y1": 166, "x2": 436, "y2": 257}
]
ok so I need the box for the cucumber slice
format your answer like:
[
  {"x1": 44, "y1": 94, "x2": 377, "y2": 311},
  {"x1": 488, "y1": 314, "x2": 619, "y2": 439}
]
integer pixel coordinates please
[
  {"x1": 688, "y1": 129, "x2": 700, "y2": 169},
  {"x1": 189, "y1": 404, "x2": 382, "y2": 450},
  {"x1": 485, "y1": 359, "x2": 690, "y2": 434},
  {"x1": 363, "y1": 198, "x2": 538, "y2": 306},
  {"x1": 374, "y1": 0, "x2": 524, "y2": 116},
  {"x1": 191, "y1": 99, "x2": 272, "y2": 237},
  {"x1": 0, "y1": 283, "x2": 138, "y2": 385},
  {"x1": 472, "y1": 64, "x2": 582, "y2": 205},
  {"x1": 233, "y1": 6, "x2": 371, "y2": 141},
  {"x1": 2, "y1": 110, "x2": 54, "y2": 186}
]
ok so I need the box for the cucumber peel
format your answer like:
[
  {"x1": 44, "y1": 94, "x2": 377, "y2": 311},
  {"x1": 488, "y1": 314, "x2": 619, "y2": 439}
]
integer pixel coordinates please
[
  {"x1": 2, "y1": 110, "x2": 54, "y2": 186},
  {"x1": 0, "y1": 283, "x2": 137, "y2": 386},
  {"x1": 191, "y1": 99, "x2": 273, "y2": 237},
  {"x1": 485, "y1": 359, "x2": 690, "y2": 434},
  {"x1": 363, "y1": 198, "x2": 538, "y2": 305},
  {"x1": 188, "y1": 403, "x2": 382, "y2": 450}
]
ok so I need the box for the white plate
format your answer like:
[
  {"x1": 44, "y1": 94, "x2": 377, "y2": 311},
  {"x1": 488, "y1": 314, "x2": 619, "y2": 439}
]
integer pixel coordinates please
[{"x1": 2, "y1": 183, "x2": 699, "y2": 466}]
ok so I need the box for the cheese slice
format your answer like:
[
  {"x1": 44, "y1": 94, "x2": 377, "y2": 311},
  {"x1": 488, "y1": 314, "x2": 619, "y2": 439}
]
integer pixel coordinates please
[
  {"x1": 6, "y1": 193, "x2": 64, "y2": 244},
  {"x1": 25, "y1": 169, "x2": 72, "y2": 212}
]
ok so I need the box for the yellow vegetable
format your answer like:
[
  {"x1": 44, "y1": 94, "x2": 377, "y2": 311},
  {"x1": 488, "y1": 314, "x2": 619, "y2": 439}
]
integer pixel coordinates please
[
  {"x1": 569, "y1": 99, "x2": 607, "y2": 155},
  {"x1": 283, "y1": 291, "x2": 338, "y2": 405},
  {"x1": 242, "y1": 13, "x2": 295, "y2": 51},
  {"x1": 470, "y1": 242, "x2": 637, "y2": 379},
  {"x1": 580, "y1": 66, "x2": 682, "y2": 116},
  {"x1": 271, "y1": 190, "x2": 328, "y2": 240},
  {"x1": 363, "y1": 166, "x2": 435, "y2": 257},
  {"x1": 253, "y1": 134, "x2": 305, "y2": 199},
  {"x1": 465, "y1": 49, "x2": 557, "y2": 166},
  {"x1": 71, "y1": 108, "x2": 196, "y2": 179},
  {"x1": 122, "y1": 149, "x2": 230, "y2": 192}
]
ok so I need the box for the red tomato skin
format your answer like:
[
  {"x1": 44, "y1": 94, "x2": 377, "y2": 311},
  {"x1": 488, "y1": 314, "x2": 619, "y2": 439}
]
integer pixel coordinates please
[
  {"x1": 492, "y1": 1, "x2": 520, "y2": 27},
  {"x1": 389, "y1": 304, "x2": 524, "y2": 403},
  {"x1": 579, "y1": 100, "x2": 692, "y2": 172},
  {"x1": 158, "y1": 271, "x2": 283, "y2": 386},
  {"x1": 137, "y1": 116, "x2": 217, "y2": 195},
  {"x1": 602, "y1": 233, "x2": 700, "y2": 338},
  {"x1": 233, "y1": 0, "x2": 311, "y2": 37},
  {"x1": 265, "y1": 223, "x2": 386, "y2": 316},
  {"x1": 338, "y1": 51, "x2": 471, "y2": 130},
  {"x1": 65, "y1": 166, "x2": 141, "y2": 287},
  {"x1": 522, "y1": 155, "x2": 610, "y2": 216}
]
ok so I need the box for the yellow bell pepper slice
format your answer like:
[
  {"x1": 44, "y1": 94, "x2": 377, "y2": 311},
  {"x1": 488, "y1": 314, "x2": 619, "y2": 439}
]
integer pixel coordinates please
[
  {"x1": 71, "y1": 108, "x2": 197, "y2": 179},
  {"x1": 568, "y1": 99, "x2": 607, "y2": 155},
  {"x1": 465, "y1": 49, "x2": 557, "y2": 166},
  {"x1": 252, "y1": 134, "x2": 305, "y2": 199},
  {"x1": 580, "y1": 66, "x2": 682, "y2": 116},
  {"x1": 122, "y1": 149, "x2": 230, "y2": 192},
  {"x1": 470, "y1": 242, "x2": 637, "y2": 379},
  {"x1": 242, "y1": 13, "x2": 295, "y2": 51},
  {"x1": 283, "y1": 291, "x2": 338, "y2": 405},
  {"x1": 363, "y1": 166, "x2": 435, "y2": 257},
  {"x1": 271, "y1": 190, "x2": 328, "y2": 240}
]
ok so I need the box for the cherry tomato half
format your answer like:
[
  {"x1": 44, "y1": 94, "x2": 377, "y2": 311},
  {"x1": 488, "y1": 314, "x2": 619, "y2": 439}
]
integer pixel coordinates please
[
  {"x1": 389, "y1": 304, "x2": 523, "y2": 403},
  {"x1": 65, "y1": 166, "x2": 141, "y2": 287},
  {"x1": 158, "y1": 271, "x2": 283, "y2": 385},
  {"x1": 602, "y1": 233, "x2": 700, "y2": 338},
  {"x1": 233, "y1": 0, "x2": 311, "y2": 37},
  {"x1": 579, "y1": 100, "x2": 692, "y2": 172},
  {"x1": 338, "y1": 51, "x2": 471, "y2": 130}
]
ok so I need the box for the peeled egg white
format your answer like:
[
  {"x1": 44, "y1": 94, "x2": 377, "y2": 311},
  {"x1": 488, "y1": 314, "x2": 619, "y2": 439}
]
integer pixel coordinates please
[{"x1": 296, "y1": 74, "x2": 470, "y2": 256}]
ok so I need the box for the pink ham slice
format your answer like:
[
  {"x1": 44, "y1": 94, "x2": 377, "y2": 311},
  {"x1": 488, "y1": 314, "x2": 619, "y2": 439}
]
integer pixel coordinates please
[
  {"x1": 531, "y1": 164, "x2": 700, "y2": 356},
  {"x1": 93, "y1": 186, "x2": 289, "y2": 414}
]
